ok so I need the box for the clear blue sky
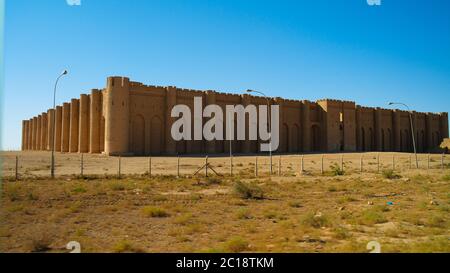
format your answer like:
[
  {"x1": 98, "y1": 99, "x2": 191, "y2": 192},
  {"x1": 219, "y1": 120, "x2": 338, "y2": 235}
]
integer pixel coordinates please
[{"x1": 2, "y1": 0, "x2": 450, "y2": 150}]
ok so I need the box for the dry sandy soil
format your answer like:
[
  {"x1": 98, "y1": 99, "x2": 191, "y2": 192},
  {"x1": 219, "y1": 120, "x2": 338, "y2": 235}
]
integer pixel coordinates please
[
  {"x1": 1, "y1": 151, "x2": 448, "y2": 178},
  {"x1": 0, "y1": 151, "x2": 449, "y2": 253}
]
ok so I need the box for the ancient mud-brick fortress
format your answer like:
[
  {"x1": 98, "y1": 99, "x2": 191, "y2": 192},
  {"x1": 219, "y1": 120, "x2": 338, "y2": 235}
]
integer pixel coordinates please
[{"x1": 21, "y1": 76, "x2": 449, "y2": 156}]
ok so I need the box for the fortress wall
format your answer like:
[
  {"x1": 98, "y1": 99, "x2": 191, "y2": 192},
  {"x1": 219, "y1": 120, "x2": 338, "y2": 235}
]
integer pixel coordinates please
[
  {"x1": 104, "y1": 77, "x2": 130, "y2": 156},
  {"x1": 309, "y1": 102, "x2": 325, "y2": 152},
  {"x1": 22, "y1": 76, "x2": 449, "y2": 155},
  {"x1": 441, "y1": 113, "x2": 449, "y2": 139},
  {"x1": 176, "y1": 88, "x2": 207, "y2": 154},
  {"x1": 69, "y1": 99, "x2": 80, "y2": 153},
  {"x1": 27, "y1": 119, "x2": 32, "y2": 150},
  {"x1": 205, "y1": 91, "x2": 217, "y2": 154},
  {"x1": 129, "y1": 86, "x2": 166, "y2": 156},
  {"x1": 165, "y1": 86, "x2": 178, "y2": 155},
  {"x1": 427, "y1": 113, "x2": 444, "y2": 149},
  {"x1": 279, "y1": 99, "x2": 303, "y2": 153},
  {"x1": 356, "y1": 107, "x2": 375, "y2": 151},
  {"x1": 21, "y1": 121, "x2": 27, "y2": 150},
  {"x1": 79, "y1": 94, "x2": 90, "y2": 153},
  {"x1": 317, "y1": 100, "x2": 357, "y2": 152},
  {"x1": 374, "y1": 108, "x2": 394, "y2": 152},
  {"x1": 100, "y1": 89, "x2": 106, "y2": 153},
  {"x1": 41, "y1": 112, "x2": 48, "y2": 150},
  {"x1": 61, "y1": 103, "x2": 71, "y2": 153},
  {"x1": 90, "y1": 89, "x2": 102, "y2": 154},
  {"x1": 394, "y1": 110, "x2": 413, "y2": 152},
  {"x1": 47, "y1": 109, "x2": 55, "y2": 151},
  {"x1": 414, "y1": 112, "x2": 427, "y2": 152},
  {"x1": 343, "y1": 101, "x2": 357, "y2": 152},
  {"x1": 36, "y1": 115, "x2": 42, "y2": 151},
  {"x1": 301, "y1": 101, "x2": 311, "y2": 152},
  {"x1": 55, "y1": 106, "x2": 63, "y2": 152},
  {"x1": 32, "y1": 117, "x2": 37, "y2": 150}
]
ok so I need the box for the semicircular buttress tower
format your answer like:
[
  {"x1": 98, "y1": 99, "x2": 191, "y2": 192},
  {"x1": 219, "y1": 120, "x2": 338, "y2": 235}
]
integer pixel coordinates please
[{"x1": 104, "y1": 77, "x2": 130, "y2": 156}]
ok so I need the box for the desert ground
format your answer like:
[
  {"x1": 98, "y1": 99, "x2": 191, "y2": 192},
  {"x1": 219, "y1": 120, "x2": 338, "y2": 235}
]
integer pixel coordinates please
[{"x1": 0, "y1": 151, "x2": 449, "y2": 253}]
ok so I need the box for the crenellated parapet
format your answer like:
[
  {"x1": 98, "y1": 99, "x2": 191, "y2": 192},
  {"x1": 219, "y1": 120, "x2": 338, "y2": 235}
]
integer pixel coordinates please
[{"x1": 21, "y1": 77, "x2": 449, "y2": 155}]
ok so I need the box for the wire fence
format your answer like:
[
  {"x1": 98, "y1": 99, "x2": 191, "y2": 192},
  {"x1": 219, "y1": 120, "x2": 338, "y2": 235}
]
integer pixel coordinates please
[{"x1": 1, "y1": 151, "x2": 449, "y2": 180}]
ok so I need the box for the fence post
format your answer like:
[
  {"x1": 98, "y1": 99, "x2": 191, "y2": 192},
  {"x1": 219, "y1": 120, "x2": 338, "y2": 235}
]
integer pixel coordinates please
[
  {"x1": 148, "y1": 156, "x2": 152, "y2": 177},
  {"x1": 321, "y1": 155, "x2": 324, "y2": 175},
  {"x1": 255, "y1": 156, "x2": 258, "y2": 177},
  {"x1": 230, "y1": 155, "x2": 233, "y2": 176},
  {"x1": 301, "y1": 155, "x2": 304, "y2": 175},
  {"x1": 205, "y1": 156, "x2": 209, "y2": 177},
  {"x1": 15, "y1": 156, "x2": 19, "y2": 181},
  {"x1": 377, "y1": 153, "x2": 380, "y2": 173},
  {"x1": 278, "y1": 156, "x2": 281, "y2": 176},
  {"x1": 177, "y1": 156, "x2": 180, "y2": 178},
  {"x1": 427, "y1": 154, "x2": 430, "y2": 170},
  {"x1": 409, "y1": 155, "x2": 412, "y2": 169},
  {"x1": 80, "y1": 153, "x2": 84, "y2": 178},
  {"x1": 118, "y1": 156, "x2": 121, "y2": 178},
  {"x1": 340, "y1": 155, "x2": 344, "y2": 172},
  {"x1": 360, "y1": 155, "x2": 363, "y2": 174},
  {"x1": 442, "y1": 153, "x2": 445, "y2": 170},
  {"x1": 392, "y1": 155, "x2": 395, "y2": 171}
]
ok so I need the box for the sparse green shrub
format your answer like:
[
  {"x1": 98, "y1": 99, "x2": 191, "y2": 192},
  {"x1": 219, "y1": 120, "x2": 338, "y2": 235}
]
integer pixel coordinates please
[
  {"x1": 330, "y1": 163, "x2": 345, "y2": 176},
  {"x1": 359, "y1": 208, "x2": 388, "y2": 226},
  {"x1": 233, "y1": 181, "x2": 264, "y2": 200},
  {"x1": 173, "y1": 213, "x2": 193, "y2": 225},
  {"x1": 28, "y1": 230, "x2": 53, "y2": 252},
  {"x1": 328, "y1": 185, "x2": 338, "y2": 192},
  {"x1": 427, "y1": 216, "x2": 447, "y2": 228},
  {"x1": 6, "y1": 185, "x2": 21, "y2": 201},
  {"x1": 72, "y1": 185, "x2": 87, "y2": 194},
  {"x1": 301, "y1": 212, "x2": 331, "y2": 228},
  {"x1": 142, "y1": 206, "x2": 170, "y2": 218},
  {"x1": 382, "y1": 169, "x2": 401, "y2": 180},
  {"x1": 110, "y1": 182, "x2": 126, "y2": 191},
  {"x1": 113, "y1": 240, "x2": 143, "y2": 253},
  {"x1": 27, "y1": 192, "x2": 39, "y2": 201},
  {"x1": 223, "y1": 237, "x2": 249, "y2": 253},
  {"x1": 288, "y1": 201, "x2": 302, "y2": 208},
  {"x1": 263, "y1": 210, "x2": 278, "y2": 220},
  {"x1": 206, "y1": 177, "x2": 222, "y2": 185},
  {"x1": 333, "y1": 226, "x2": 351, "y2": 240},
  {"x1": 236, "y1": 208, "x2": 252, "y2": 220}
]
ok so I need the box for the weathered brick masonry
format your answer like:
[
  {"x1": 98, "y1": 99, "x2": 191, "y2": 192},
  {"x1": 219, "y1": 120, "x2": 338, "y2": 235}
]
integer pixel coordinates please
[{"x1": 22, "y1": 76, "x2": 449, "y2": 156}]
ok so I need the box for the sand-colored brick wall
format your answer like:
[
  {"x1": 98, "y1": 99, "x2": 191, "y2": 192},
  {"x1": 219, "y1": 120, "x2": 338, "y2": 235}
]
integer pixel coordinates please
[{"x1": 22, "y1": 76, "x2": 449, "y2": 156}]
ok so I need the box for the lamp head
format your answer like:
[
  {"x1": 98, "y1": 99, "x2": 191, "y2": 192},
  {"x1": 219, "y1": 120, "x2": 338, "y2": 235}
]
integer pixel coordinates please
[
  {"x1": 62, "y1": 70, "x2": 68, "y2": 75},
  {"x1": 388, "y1": 102, "x2": 394, "y2": 106},
  {"x1": 246, "y1": 89, "x2": 254, "y2": 93}
]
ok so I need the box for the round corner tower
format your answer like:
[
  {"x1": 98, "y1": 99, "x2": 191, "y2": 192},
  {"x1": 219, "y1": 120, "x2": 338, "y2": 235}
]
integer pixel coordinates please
[{"x1": 104, "y1": 76, "x2": 130, "y2": 156}]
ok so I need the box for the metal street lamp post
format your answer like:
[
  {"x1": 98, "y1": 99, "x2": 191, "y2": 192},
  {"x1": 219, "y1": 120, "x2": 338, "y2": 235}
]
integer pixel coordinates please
[
  {"x1": 389, "y1": 102, "x2": 419, "y2": 169},
  {"x1": 51, "y1": 70, "x2": 68, "y2": 179},
  {"x1": 246, "y1": 89, "x2": 273, "y2": 175}
]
